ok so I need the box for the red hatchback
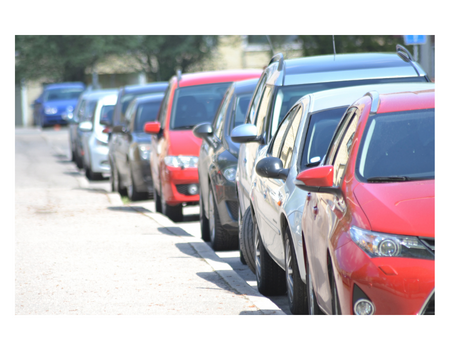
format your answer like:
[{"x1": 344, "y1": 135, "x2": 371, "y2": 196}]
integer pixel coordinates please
[
  {"x1": 145, "y1": 69, "x2": 261, "y2": 221},
  {"x1": 296, "y1": 88, "x2": 435, "y2": 315}
]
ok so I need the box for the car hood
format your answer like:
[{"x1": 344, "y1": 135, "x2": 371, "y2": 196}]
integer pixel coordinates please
[
  {"x1": 43, "y1": 99, "x2": 78, "y2": 111},
  {"x1": 353, "y1": 180, "x2": 435, "y2": 237},
  {"x1": 168, "y1": 130, "x2": 203, "y2": 156}
]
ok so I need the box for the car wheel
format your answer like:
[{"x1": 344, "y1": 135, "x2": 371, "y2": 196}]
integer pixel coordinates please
[
  {"x1": 199, "y1": 189, "x2": 210, "y2": 241},
  {"x1": 75, "y1": 150, "x2": 84, "y2": 170},
  {"x1": 284, "y1": 229, "x2": 307, "y2": 314},
  {"x1": 128, "y1": 167, "x2": 147, "y2": 201},
  {"x1": 208, "y1": 185, "x2": 237, "y2": 251},
  {"x1": 255, "y1": 220, "x2": 286, "y2": 296},
  {"x1": 240, "y1": 207, "x2": 255, "y2": 274},
  {"x1": 306, "y1": 254, "x2": 321, "y2": 315},
  {"x1": 109, "y1": 160, "x2": 116, "y2": 192},
  {"x1": 330, "y1": 264, "x2": 341, "y2": 315},
  {"x1": 112, "y1": 163, "x2": 127, "y2": 196},
  {"x1": 161, "y1": 185, "x2": 183, "y2": 222},
  {"x1": 153, "y1": 185, "x2": 162, "y2": 213}
]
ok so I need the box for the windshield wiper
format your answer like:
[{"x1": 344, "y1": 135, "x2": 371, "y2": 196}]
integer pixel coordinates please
[{"x1": 366, "y1": 176, "x2": 410, "y2": 183}]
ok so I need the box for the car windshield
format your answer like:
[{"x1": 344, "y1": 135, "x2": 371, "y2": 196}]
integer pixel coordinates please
[
  {"x1": 356, "y1": 108, "x2": 435, "y2": 181},
  {"x1": 121, "y1": 92, "x2": 162, "y2": 117},
  {"x1": 300, "y1": 107, "x2": 348, "y2": 168},
  {"x1": 170, "y1": 83, "x2": 232, "y2": 130},
  {"x1": 43, "y1": 88, "x2": 84, "y2": 102},
  {"x1": 232, "y1": 93, "x2": 252, "y2": 129},
  {"x1": 269, "y1": 76, "x2": 427, "y2": 140},
  {"x1": 135, "y1": 100, "x2": 162, "y2": 132}
]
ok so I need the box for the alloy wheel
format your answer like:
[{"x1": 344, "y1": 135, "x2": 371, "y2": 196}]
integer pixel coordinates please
[{"x1": 285, "y1": 237, "x2": 295, "y2": 306}]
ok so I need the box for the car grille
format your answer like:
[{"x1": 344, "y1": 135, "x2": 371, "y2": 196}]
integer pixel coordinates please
[
  {"x1": 420, "y1": 292, "x2": 435, "y2": 315},
  {"x1": 175, "y1": 184, "x2": 199, "y2": 196},
  {"x1": 226, "y1": 200, "x2": 239, "y2": 220}
]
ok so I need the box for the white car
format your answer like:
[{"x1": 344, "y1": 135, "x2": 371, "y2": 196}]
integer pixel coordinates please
[{"x1": 79, "y1": 94, "x2": 118, "y2": 180}]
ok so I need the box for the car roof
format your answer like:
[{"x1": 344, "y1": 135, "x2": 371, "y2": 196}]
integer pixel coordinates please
[
  {"x1": 132, "y1": 93, "x2": 165, "y2": 104},
  {"x1": 266, "y1": 53, "x2": 427, "y2": 86},
  {"x1": 97, "y1": 94, "x2": 118, "y2": 106},
  {"x1": 305, "y1": 82, "x2": 435, "y2": 113},
  {"x1": 121, "y1": 82, "x2": 168, "y2": 94},
  {"x1": 233, "y1": 78, "x2": 260, "y2": 95},
  {"x1": 81, "y1": 89, "x2": 118, "y2": 100},
  {"x1": 176, "y1": 69, "x2": 262, "y2": 88},
  {"x1": 376, "y1": 89, "x2": 435, "y2": 114},
  {"x1": 45, "y1": 82, "x2": 85, "y2": 90}
]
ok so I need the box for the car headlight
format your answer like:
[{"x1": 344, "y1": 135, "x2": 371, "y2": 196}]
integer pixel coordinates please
[
  {"x1": 222, "y1": 167, "x2": 237, "y2": 182},
  {"x1": 44, "y1": 107, "x2": 58, "y2": 115},
  {"x1": 349, "y1": 226, "x2": 434, "y2": 259},
  {"x1": 164, "y1": 155, "x2": 198, "y2": 169},
  {"x1": 139, "y1": 144, "x2": 151, "y2": 160}
]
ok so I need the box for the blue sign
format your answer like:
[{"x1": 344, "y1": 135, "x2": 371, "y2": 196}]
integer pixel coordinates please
[{"x1": 404, "y1": 35, "x2": 427, "y2": 45}]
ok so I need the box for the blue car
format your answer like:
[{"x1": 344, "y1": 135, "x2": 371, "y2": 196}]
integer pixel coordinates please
[{"x1": 33, "y1": 82, "x2": 85, "y2": 127}]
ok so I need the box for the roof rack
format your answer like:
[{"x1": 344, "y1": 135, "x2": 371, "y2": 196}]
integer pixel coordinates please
[
  {"x1": 365, "y1": 91, "x2": 380, "y2": 115},
  {"x1": 269, "y1": 53, "x2": 284, "y2": 72},
  {"x1": 396, "y1": 44, "x2": 414, "y2": 62},
  {"x1": 177, "y1": 70, "x2": 182, "y2": 88}
]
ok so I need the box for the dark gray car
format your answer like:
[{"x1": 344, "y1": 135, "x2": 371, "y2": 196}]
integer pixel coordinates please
[{"x1": 193, "y1": 78, "x2": 258, "y2": 251}]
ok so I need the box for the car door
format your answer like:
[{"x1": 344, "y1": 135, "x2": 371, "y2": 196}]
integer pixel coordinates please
[
  {"x1": 306, "y1": 108, "x2": 359, "y2": 313},
  {"x1": 258, "y1": 105, "x2": 302, "y2": 264}
]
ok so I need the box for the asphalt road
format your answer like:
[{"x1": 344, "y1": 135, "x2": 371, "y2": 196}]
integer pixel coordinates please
[{"x1": 15, "y1": 126, "x2": 291, "y2": 315}]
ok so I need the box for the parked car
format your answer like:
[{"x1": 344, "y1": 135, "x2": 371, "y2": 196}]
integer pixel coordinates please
[
  {"x1": 68, "y1": 89, "x2": 118, "y2": 169},
  {"x1": 193, "y1": 78, "x2": 259, "y2": 251},
  {"x1": 231, "y1": 46, "x2": 431, "y2": 273},
  {"x1": 144, "y1": 69, "x2": 262, "y2": 222},
  {"x1": 295, "y1": 87, "x2": 435, "y2": 315},
  {"x1": 109, "y1": 93, "x2": 165, "y2": 200},
  {"x1": 250, "y1": 82, "x2": 434, "y2": 314},
  {"x1": 108, "y1": 82, "x2": 169, "y2": 195},
  {"x1": 33, "y1": 82, "x2": 85, "y2": 127},
  {"x1": 79, "y1": 93, "x2": 118, "y2": 180}
]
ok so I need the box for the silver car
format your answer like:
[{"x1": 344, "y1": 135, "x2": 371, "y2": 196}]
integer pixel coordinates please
[
  {"x1": 249, "y1": 82, "x2": 434, "y2": 314},
  {"x1": 79, "y1": 93, "x2": 118, "y2": 180}
]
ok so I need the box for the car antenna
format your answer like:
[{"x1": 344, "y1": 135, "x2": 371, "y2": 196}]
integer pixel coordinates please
[
  {"x1": 332, "y1": 35, "x2": 336, "y2": 60},
  {"x1": 266, "y1": 35, "x2": 275, "y2": 56}
]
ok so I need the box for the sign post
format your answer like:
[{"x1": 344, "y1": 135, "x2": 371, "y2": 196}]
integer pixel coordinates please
[{"x1": 403, "y1": 35, "x2": 427, "y2": 61}]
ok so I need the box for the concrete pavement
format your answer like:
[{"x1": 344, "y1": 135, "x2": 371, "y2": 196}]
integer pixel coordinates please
[{"x1": 15, "y1": 127, "x2": 285, "y2": 315}]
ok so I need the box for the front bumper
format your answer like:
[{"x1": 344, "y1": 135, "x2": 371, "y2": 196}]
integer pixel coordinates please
[
  {"x1": 162, "y1": 166, "x2": 200, "y2": 206},
  {"x1": 89, "y1": 142, "x2": 110, "y2": 173},
  {"x1": 333, "y1": 239, "x2": 435, "y2": 315},
  {"x1": 41, "y1": 114, "x2": 68, "y2": 126}
]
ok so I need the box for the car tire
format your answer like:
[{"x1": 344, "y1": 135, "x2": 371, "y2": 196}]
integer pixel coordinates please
[
  {"x1": 75, "y1": 150, "x2": 84, "y2": 170},
  {"x1": 255, "y1": 220, "x2": 286, "y2": 296},
  {"x1": 306, "y1": 253, "x2": 321, "y2": 315},
  {"x1": 208, "y1": 185, "x2": 237, "y2": 251},
  {"x1": 161, "y1": 185, "x2": 183, "y2": 222},
  {"x1": 199, "y1": 189, "x2": 210, "y2": 241},
  {"x1": 128, "y1": 167, "x2": 147, "y2": 201},
  {"x1": 329, "y1": 264, "x2": 341, "y2": 315},
  {"x1": 284, "y1": 229, "x2": 307, "y2": 314},
  {"x1": 112, "y1": 162, "x2": 127, "y2": 196},
  {"x1": 154, "y1": 186, "x2": 162, "y2": 213},
  {"x1": 240, "y1": 207, "x2": 255, "y2": 274},
  {"x1": 85, "y1": 165, "x2": 103, "y2": 181}
]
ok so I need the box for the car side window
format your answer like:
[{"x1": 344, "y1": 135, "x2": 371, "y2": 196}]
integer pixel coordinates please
[
  {"x1": 270, "y1": 106, "x2": 299, "y2": 159},
  {"x1": 331, "y1": 112, "x2": 359, "y2": 186},
  {"x1": 213, "y1": 89, "x2": 232, "y2": 139},
  {"x1": 279, "y1": 106, "x2": 303, "y2": 168},
  {"x1": 76, "y1": 100, "x2": 86, "y2": 122},
  {"x1": 255, "y1": 86, "x2": 273, "y2": 137},
  {"x1": 125, "y1": 100, "x2": 137, "y2": 126},
  {"x1": 157, "y1": 82, "x2": 173, "y2": 129},
  {"x1": 246, "y1": 73, "x2": 267, "y2": 125}
]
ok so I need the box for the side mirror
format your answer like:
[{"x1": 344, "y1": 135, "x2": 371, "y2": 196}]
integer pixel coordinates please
[
  {"x1": 255, "y1": 157, "x2": 289, "y2": 181},
  {"x1": 294, "y1": 165, "x2": 341, "y2": 195},
  {"x1": 193, "y1": 122, "x2": 213, "y2": 139},
  {"x1": 230, "y1": 124, "x2": 259, "y2": 143},
  {"x1": 79, "y1": 121, "x2": 93, "y2": 132},
  {"x1": 144, "y1": 121, "x2": 161, "y2": 134}
]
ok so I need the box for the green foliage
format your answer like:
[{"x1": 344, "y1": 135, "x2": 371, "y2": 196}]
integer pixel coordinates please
[{"x1": 15, "y1": 35, "x2": 219, "y2": 84}]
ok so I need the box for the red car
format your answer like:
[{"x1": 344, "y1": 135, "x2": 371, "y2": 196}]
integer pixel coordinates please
[
  {"x1": 145, "y1": 69, "x2": 261, "y2": 221},
  {"x1": 296, "y1": 88, "x2": 435, "y2": 315}
]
